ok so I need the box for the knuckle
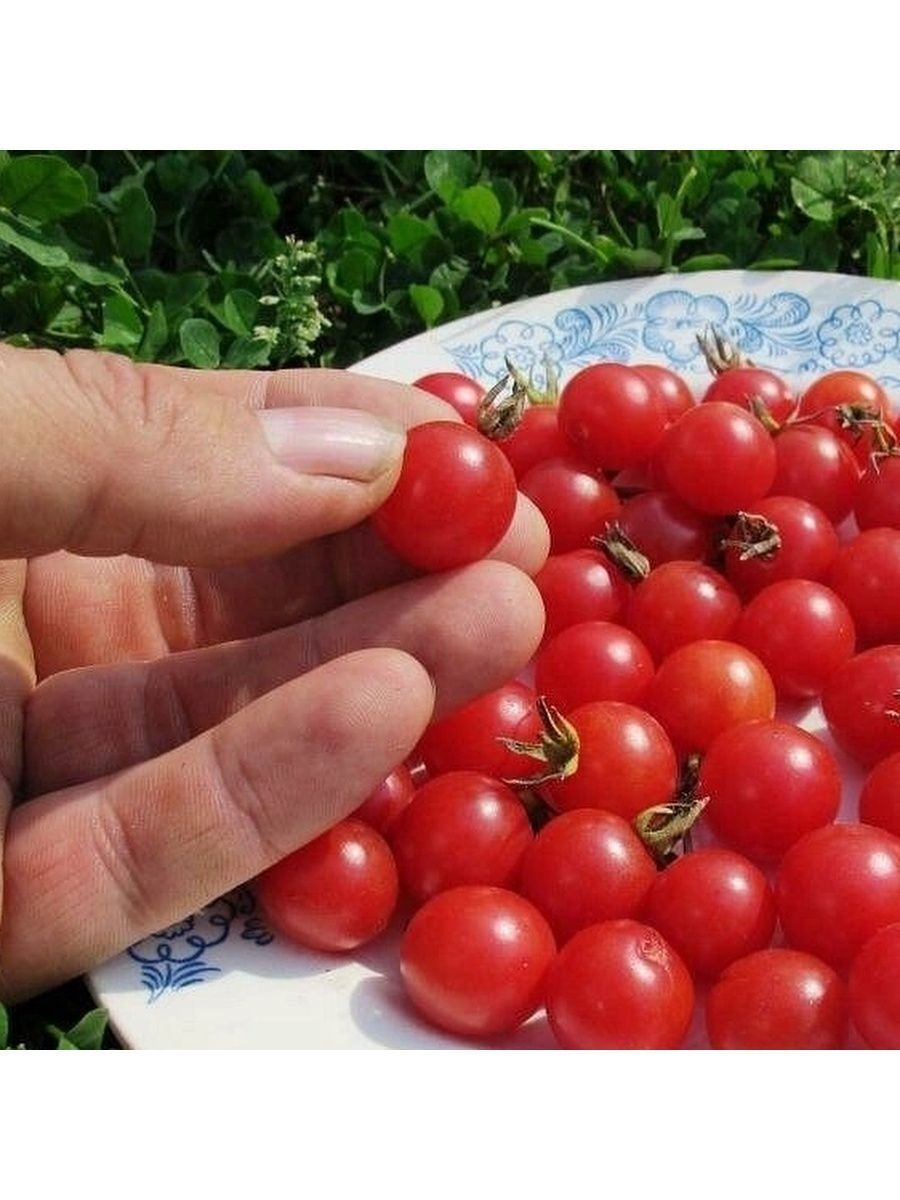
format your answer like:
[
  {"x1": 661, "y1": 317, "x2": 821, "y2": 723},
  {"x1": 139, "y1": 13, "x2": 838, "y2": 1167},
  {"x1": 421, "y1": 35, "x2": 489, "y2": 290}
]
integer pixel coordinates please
[
  {"x1": 206, "y1": 730, "x2": 290, "y2": 867},
  {"x1": 89, "y1": 801, "x2": 164, "y2": 934}
]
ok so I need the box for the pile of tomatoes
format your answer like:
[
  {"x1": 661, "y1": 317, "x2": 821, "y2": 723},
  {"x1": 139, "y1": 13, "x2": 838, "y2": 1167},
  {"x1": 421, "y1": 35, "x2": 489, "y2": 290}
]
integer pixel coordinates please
[{"x1": 257, "y1": 341, "x2": 900, "y2": 1050}]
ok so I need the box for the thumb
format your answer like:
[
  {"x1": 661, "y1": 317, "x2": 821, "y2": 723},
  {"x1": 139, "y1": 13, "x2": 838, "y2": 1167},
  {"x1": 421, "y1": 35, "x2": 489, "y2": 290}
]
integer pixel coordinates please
[{"x1": 0, "y1": 346, "x2": 419, "y2": 565}]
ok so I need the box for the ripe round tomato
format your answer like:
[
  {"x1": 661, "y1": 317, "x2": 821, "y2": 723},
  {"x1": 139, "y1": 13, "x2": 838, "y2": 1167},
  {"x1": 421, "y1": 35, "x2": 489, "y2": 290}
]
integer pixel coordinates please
[
  {"x1": 517, "y1": 809, "x2": 657, "y2": 945},
  {"x1": 828, "y1": 527, "x2": 900, "y2": 647},
  {"x1": 771, "y1": 424, "x2": 860, "y2": 524},
  {"x1": 706, "y1": 949, "x2": 846, "y2": 1050},
  {"x1": 732, "y1": 579, "x2": 856, "y2": 700},
  {"x1": 543, "y1": 700, "x2": 678, "y2": 820},
  {"x1": 415, "y1": 681, "x2": 542, "y2": 781},
  {"x1": 848, "y1": 923, "x2": 900, "y2": 1048},
  {"x1": 496, "y1": 405, "x2": 571, "y2": 479},
  {"x1": 616, "y1": 490, "x2": 721, "y2": 568},
  {"x1": 412, "y1": 371, "x2": 485, "y2": 425},
  {"x1": 519, "y1": 454, "x2": 621, "y2": 554},
  {"x1": 632, "y1": 363, "x2": 696, "y2": 425},
  {"x1": 854, "y1": 456, "x2": 900, "y2": 530},
  {"x1": 644, "y1": 639, "x2": 776, "y2": 755},
  {"x1": 722, "y1": 495, "x2": 840, "y2": 599},
  {"x1": 702, "y1": 365, "x2": 796, "y2": 425},
  {"x1": 372, "y1": 421, "x2": 517, "y2": 571},
  {"x1": 559, "y1": 363, "x2": 668, "y2": 469},
  {"x1": 352, "y1": 764, "x2": 416, "y2": 834},
  {"x1": 858, "y1": 752, "x2": 900, "y2": 839},
  {"x1": 256, "y1": 819, "x2": 399, "y2": 952},
  {"x1": 388, "y1": 771, "x2": 532, "y2": 905},
  {"x1": 534, "y1": 549, "x2": 631, "y2": 643},
  {"x1": 821, "y1": 645, "x2": 900, "y2": 767},
  {"x1": 625, "y1": 561, "x2": 741, "y2": 663},
  {"x1": 534, "y1": 620, "x2": 654, "y2": 713},
  {"x1": 642, "y1": 847, "x2": 776, "y2": 978},
  {"x1": 545, "y1": 919, "x2": 694, "y2": 1049},
  {"x1": 399, "y1": 886, "x2": 556, "y2": 1038},
  {"x1": 656, "y1": 402, "x2": 776, "y2": 515},
  {"x1": 797, "y1": 370, "x2": 891, "y2": 465},
  {"x1": 700, "y1": 719, "x2": 841, "y2": 863},
  {"x1": 776, "y1": 823, "x2": 900, "y2": 969}
]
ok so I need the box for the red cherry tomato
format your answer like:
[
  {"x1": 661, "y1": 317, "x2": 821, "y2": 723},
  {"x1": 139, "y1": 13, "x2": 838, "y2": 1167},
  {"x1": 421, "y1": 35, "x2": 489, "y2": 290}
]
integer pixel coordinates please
[
  {"x1": 412, "y1": 371, "x2": 485, "y2": 425},
  {"x1": 722, "y1": 495, "x2": 840, "y2": 600},
  {"x1": 776, "y1": 823, "x2": 900, "y2": 970},
  {"x1": 519, "y1": 454, "x2": 621, "y2": 554},
  {"x1": 828, "y1": 527, "x2": 900, "y2": 647},
  {"x1": 625, "y1": 560, "x2": 741, "y2": 663},
  {"x1": 702, "y1": 365, "x2": 796, "y2": 425},
  {"x1": 372, "y1": 421, "x2": 517, "y2": 571},
  {"x1": 543, "y1": 700, "x2": 678, "y2": 820},
  {"x1": 616, "y1": 490, "x2": 721, "y2": 568},
  {"x1": 732, "y1": 579, "x2": 855, "y2": 700},
  {"x1": 389, "y1": 771, "x2": 532, "y2": 905},
  {"x1": 642, "y1": 848, "x2": 776, "y2": 979},
  {"x1": 656, "y1": 402, "x2": 776, "y2": 515},
  {"x1": 496, "y1": 405, "x2": 571, "y2": 479},
  {"x1": 644, "y1": 639, "x2": 776, "y2": 756},
  {"x1": 534, "y1": 620, "x2": 654, "y2": 713},
  {"x1": 706, "y1": 949, "x2": 846, "y2": 1050},
  {"x1": 822, "y1": 646, "x2": 900, "y2": 767},
  {"x1": 771, "y1": 424, "x2": 860, "y2": 524},
  {"x1": 859, "y1": 752, "x2": 900, "y2": 839},
  {"x1": 632, "y1": 363, "x2": 696, "y2": 425},
  {"x1": 415, "y1": 681, "x2": 541, "y2": 781},
  {"x1": 545, "y1": 919, "x2": 695, "y2": 1049},
  {"x1": 701, "y1": 719, "x2": 841, "y2": 864},
  {"x1": 559, "y1": 363, "x2": 668, "y2": 469},
  {"x1": 352, "y1": 764, "x2": 416, "y2": 834},
  {"x1": 797, "y1": 370, "x2": 891, "y2": 465},
  {"x1": 848, "y1": 923, "x2": 900, "y2": 1048},
  {"x1": 256, "y1": 819, "x2": 398, "y2": 953},
  {"x1": 534, "y1": 549, "x2": 631, "y2": 643},
  {"x1": 399, "y1": 886, "x2": 556, "y2": 1039},
  {"x1": 517, "y1": 809, "x2": 658, "y2": 945},
  {"x1": 854, "y1": 456, "x2": 900, "y2": 530}
]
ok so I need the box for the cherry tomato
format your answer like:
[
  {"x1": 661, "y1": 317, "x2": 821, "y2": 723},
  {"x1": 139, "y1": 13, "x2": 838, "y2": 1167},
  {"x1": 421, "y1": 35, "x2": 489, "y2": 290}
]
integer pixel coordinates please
[
  {"x1": 545, "y1": 919, "x2": 694, "y2": 1049},
  {"x1": 388, "y1": 771, "x2": 532, "y2": 905},
  {"x1": 848, "y1": 923, "x2": 900, "y2": 1048},
  {"x1": 519, "y1": 454, "x2": 621, "y2": 554},
  {"x1": 858, "y1": 752, "x2": 900, "y2": 839},
  {"x1": 702, "y1": 365, "x2": 796, "y2": 425},
  {"x1": 828, "y1": 527, "x2": 900, "y2": 647},
  {"x1": 776, "y1": 823, "x2": 900, "y2": 969},
  {"x1": 797, "y1": 370, "x2": 891, "y2": 465},
  {"x1": 625, "y1": 561, "x2": 741, "y2": 663},
  {"x1": 256, "y1": 819, "x2": 398, "y2": 953},
  {"x1": 534, "y1": 549, "x2": 631, "y2": 643},
  {"x1": 372, "y1": 421, "x2": 517, "y2": 571},
  {"x1": 706, "y1": 949, "x2": 846, "y2": 1050},
  {"x1": 632, "y1": 363, "x2": 696, "y2": 425},
  {"x1": 854, "y1": 455, "x2": 900, "y2": 530},
  {"x1": 616, "y1": 490, "x2": 721, "y2": 568},
  {"x1": 412, "y1": 371, "x2": 485, "y2": 425},
  {"x1": 517, "y1": 809, "x2": 658, "y2": 945},
  {"x1": 642, "y1": 848, "x2": 776, "y2": 978},
  {"x1": 559, "y1": 363, "x2": 668, "y2": 469},
  {"x1": 822, "y1": 646, "x2": 900, "y2": 767},
  {"x1": 656, "y1": 402, "x2": 776, "y2": 515},
  {"x1": 399, "y1": 886, "x2": 556, "y2": 1039},
  {"x1": 496, "y1": 405, "x2": 571, "y2": 479},
  {"x1": 722, "y1": 495, "x2": 840, "y2": 599},
  {"x1": 352, "y1": 764, "x2": 416, "y2": 834},
  {"x1": 415, "y1": 681, "x2": 542, "y2": 781},
  {"x1": 644, "y1": 639, "x2": 776, "y2": 755},
  {"x1": 534, "y1": 620, "x2": 654, "y2": 713},
  {"x1": 732, "y1": 579, "x2": 855, "y2": 700},
  {"x1": 770, "y1": 424, "x2": 860, "y2": 524},
  {"x1": 701, "y1": 719, "x2": 841, "y2": 863},
  {"x1": 543, "y1": 701, "x2": 678, "y2": 820}
]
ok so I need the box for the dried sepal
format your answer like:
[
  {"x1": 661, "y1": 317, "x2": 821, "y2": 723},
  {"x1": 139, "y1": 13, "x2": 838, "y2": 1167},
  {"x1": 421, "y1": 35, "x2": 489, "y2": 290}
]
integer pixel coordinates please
[
  {"x1": 592, "y1": 523, "x2": 651, "y2": 582},
  {"x1": 633, "y1": 753, "x2": 709, "y2": 866},
  {"x1": 720, "y1": 511, "x2": 782, "y2": 562},
  {"x1": 477, "y1": 371, "x2": 529, "y2": 440},
  {"x1": 500, "y1": 696, "x2": 580, "y2": 789},
  {"x1": 696, "y1": 324, "x2": 753, "y2": 375}
]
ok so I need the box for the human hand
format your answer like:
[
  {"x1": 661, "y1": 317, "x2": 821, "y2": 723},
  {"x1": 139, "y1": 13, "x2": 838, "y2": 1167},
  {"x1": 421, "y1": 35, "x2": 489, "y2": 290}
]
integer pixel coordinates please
[{"x1": 0, "y1": 346, "x2": 548, "y2": 1002}]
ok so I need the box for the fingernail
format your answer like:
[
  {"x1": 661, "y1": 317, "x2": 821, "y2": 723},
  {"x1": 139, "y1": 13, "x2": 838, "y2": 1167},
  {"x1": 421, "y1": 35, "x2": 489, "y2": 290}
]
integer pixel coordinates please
[{"x1": 258, "y1": 406, "x2": 406, "y2": 481}]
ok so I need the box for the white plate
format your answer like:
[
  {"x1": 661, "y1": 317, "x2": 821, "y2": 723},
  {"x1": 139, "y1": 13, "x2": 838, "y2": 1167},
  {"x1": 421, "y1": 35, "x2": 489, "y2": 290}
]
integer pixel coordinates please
[{"x1": 88, "y1": 270, "x2": 900, "y2": 1049}]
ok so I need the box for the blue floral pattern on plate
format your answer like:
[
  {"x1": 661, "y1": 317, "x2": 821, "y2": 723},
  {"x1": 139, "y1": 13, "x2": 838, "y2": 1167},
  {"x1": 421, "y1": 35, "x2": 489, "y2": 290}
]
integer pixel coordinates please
[{"x1": 444, "y1": 288, "x2": 900, "y2": 387}]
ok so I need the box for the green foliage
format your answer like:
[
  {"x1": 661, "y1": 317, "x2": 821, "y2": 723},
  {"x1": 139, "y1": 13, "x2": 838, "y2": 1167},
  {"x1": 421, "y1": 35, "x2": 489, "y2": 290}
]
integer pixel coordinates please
[{"x1": 0, "y1": 151, "x2": 897, "y2": 371}]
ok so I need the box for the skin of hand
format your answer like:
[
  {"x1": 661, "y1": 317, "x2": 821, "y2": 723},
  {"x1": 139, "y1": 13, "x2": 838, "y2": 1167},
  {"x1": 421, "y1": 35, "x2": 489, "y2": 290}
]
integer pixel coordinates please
[{"x1": 0, "y1": 345, "x2": 549, "y2": 1003}]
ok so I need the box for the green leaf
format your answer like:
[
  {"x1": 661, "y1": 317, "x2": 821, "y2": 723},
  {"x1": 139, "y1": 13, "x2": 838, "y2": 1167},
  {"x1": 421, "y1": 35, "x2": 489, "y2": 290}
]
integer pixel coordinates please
[
  {"x1": 224, "y1": 334, "x2": 272, "y2": 368},
  {"x1": 612, "y1": 246, "x2": 664, "y2": 273},
  {"x1": 0, "y1": 1001, "x2": 8, "y2": 1049},
  {"x1": 791, "y1": 177, "x2": 833, "y2": 223},
  {"x1": 451, "y1": 185, "x2": 502, "y2": 234},
  {"x1": 0, "y1": 217, "x2": 70, "y2": 267},
  {"x1": 424, "y1": 150, "x2": 477, "y2": 202},
  {"x1": 165, "y1": 272, "x2": 209, "y2": 319},
  {"x1": 115, "y1": 185, "x2": 156, "y2": 260},
  {"x1": 679, "y1": 253, "x2": 733, "y2": 271},
  {"x1": 221, "y1": 289, "x2": 259, "y2": 336},
  {"x1": 387, "y1": 212, "x2": 434, "y2": 258},
  {"x1": 333, "y1": 247, "x2": 380, "y2": 293},
  {"x1": 747, "y1": 256, "x2": 802, "y2": 270},
  {"x1": 179, "y1": 317, "x2": 221, "y2": 368},
  {"x1": 409, "y1": 283, "x2": 444, "y2": 328},
  {"x1": 138, "y1": 300, "x2": 168, "y2": 361},
  {"x1": 0, "y1": 154, "x2": 88, "y2": 221},
  {"x1": 66, "y1": 260, "x2": 125, "y2": 286},
  {"x1": 98, "y1": 293, "x2": 144, "y2": 349},
  {"x1": 525, "y1": 151, "x2": 556, "y2": 175},
  {"x1": 52, "y1": 1008, "x2": 108, "y2": 1050}
]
